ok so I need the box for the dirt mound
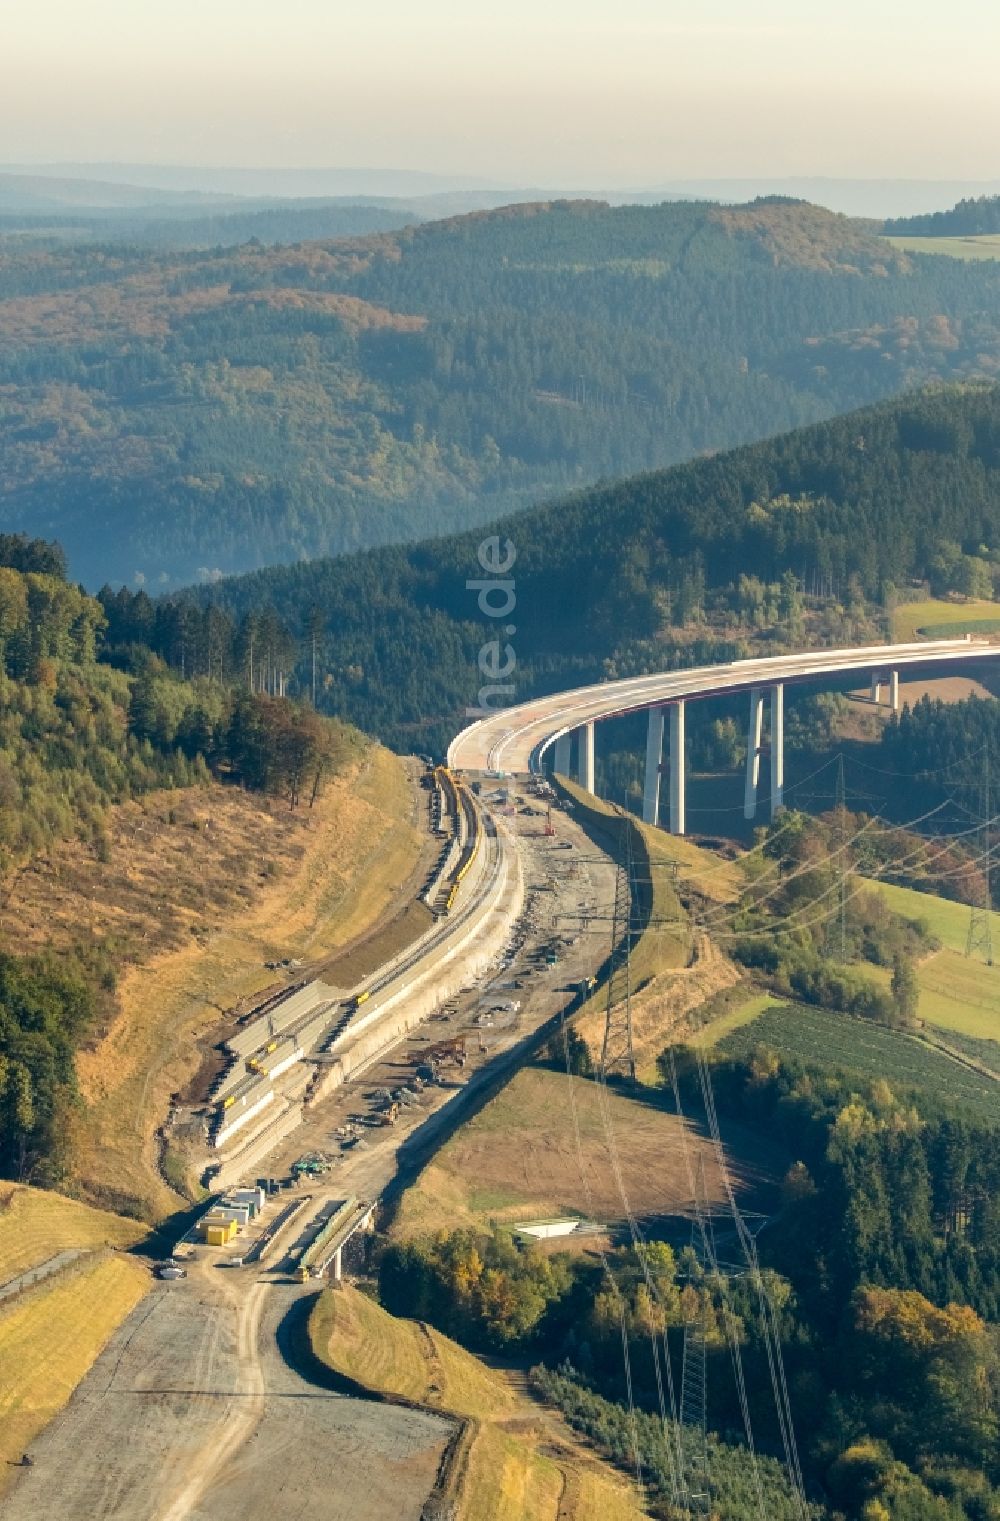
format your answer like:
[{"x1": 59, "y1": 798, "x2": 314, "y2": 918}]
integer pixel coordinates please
[{"x1": 577, "y1": 933, "x2": 743, "y2": 1075}]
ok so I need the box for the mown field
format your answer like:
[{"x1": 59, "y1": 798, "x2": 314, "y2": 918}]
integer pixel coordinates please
[
  {"x1": 717, "y1": 1001, "x2": 1000, "y2": 1121},
  {"x1": 309, "y1": 1286, "x2": 645, "y2": 1521},
  {"x1": 391, "y1": 1065, "x2": 785, "y2": 1240},
  {"x1": 867, "y1": 951, "x2": 1000, "y2": 1041},
  {"x1": 891, "y1": 595, "x2": 1000, "y2": 642},
  {"x1": 884, "y1": 234, "x2": 1000, "y2": 261},
  {"x1": 868, "y1": 882, "x2": 1000, "y2": 1041},
  {"x1": 873, "y1": 880, "x2": 997, "y2": 951},
  {"x1": 0, "y1": 1186, "x2": 152, "y2": 1489}
]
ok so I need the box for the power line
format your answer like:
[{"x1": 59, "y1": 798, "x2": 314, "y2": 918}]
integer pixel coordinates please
[
  {"x1": 966, "y1": 743, "x2": 994, "y2": 966},
  {"x1": 601, "y1": 808, "x2": 637, "y2": 1081}
]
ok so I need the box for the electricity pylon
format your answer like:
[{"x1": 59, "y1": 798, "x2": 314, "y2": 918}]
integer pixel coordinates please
[
  {"x1": 679, "y1": 1162, "x2": 712, "y2": 1515},
  {"x1": 826, "y1": 754, "x2": 850, "y2": 963},
  {"x1": 966, "y1": 747, "x2": 993, "y2": 966},
  {"x1": 600, "y1": 807, "x2": 637, "y2": 1080}
]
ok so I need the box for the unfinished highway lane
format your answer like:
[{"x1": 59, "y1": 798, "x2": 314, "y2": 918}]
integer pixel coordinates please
[
  {"x1": 1, "y1": 1267, "x2": 453, "y2": 1521},
  {"x1": 3, "y1": 787, "x2": 517, "y2": 1521},
  {"x1": 207, "y1": 776, "x2": 522, "y2": 1187}
]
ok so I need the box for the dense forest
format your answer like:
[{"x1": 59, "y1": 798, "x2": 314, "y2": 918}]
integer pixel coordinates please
[
  {"x1": 0, "y1": 534, "x2": 360, "y2": 1184},
  {"x1": 382, "y1": 1041, "x2": 1000, "y2": 1520},
  {"x1": 886, "y1": 196, "x2": 1000, "y2": 237},
  {"x1": 379, "y1": 808, "x2": 1000, "y2": 1518},
  {"x1": 6, "y1": 198, "x2": 1000, "y2": 583},
  {"x1": 178, "y1": 384, "x2": 1000, "y2": 751}
]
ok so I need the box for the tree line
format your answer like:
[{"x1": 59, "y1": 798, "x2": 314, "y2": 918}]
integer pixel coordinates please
[{"x1": 886, "y1": 196, "x2": 1000, "y2": 237}]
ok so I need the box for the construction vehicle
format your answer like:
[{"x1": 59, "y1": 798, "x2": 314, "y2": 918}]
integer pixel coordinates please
[
  {"x1": 420, "y1": 1037, "x2": 468, "y2": 1069},
  {"x1": 373, "y1": 1101, "x2": 400, "y2": 1126},
  {"x1": 292, "y1": 1157, "x2": 329, "y2": 1177}
]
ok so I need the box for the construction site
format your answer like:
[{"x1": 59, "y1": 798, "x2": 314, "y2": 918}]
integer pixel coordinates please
[{"x1": 1, "y1": 776, "x2": 626, "y2": 1521}]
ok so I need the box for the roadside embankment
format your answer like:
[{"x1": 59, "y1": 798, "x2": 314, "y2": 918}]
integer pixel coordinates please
[
  {"x1": 308, "y1": 1285, "x2": 646, "y2": 1521},
  {"x1": 61, "y1": 745, "x2": 431, "y2": 1219}
]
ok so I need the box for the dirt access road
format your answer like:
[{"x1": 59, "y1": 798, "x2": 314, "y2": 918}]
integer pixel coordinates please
[
  {"x1": 261, "y1": 799, "x2": 620, "y2": 1204},
  {"x1": 3, "y1": 797, "x2": 618, "y2": 1521},
  {"x1": 1, "y1": 1256, "x2": 452, "y2": 1521}
]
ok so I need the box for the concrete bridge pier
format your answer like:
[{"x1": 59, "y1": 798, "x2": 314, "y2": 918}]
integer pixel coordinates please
[
  {"x1": 642, "y1": 707, "x2": 665, "y2": 826},
  {"x1": 871, "y1": 669, "x2": 901, "y2": 712},
  {"x1": 744, "y1": 687, "x2": 764, "y2": 821},
  {"x1": 553, "y1": 733, "x2": 572, "y2": 775},
  {"x1": 770, "y1": 682, "x2": 784, "y2": 817},
  {"x1": 577, "y1": 722, "x2": 595, "y2": 792},
  {"x1": 669, "y1": 702, "x2": 686, "y2": 836}
]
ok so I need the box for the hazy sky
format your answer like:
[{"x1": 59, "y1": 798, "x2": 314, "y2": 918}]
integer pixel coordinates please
[{"x1": 6, "y1": 0, "x2": 1000, "y2": 183}]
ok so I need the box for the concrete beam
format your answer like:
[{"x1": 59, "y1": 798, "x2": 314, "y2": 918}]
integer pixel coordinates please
[
  {"x1": 890, "y1": 670, "x2": 900, "y2": 713},
  {"x1": 642, "y1": 707, "x2": 665, "y2": 826},
  {"x1": 770, "y1": 683, "x2": 784, "y2": 817},
  {"x1": 871, "y1": 673, "x2": 883, "y2": 705},
  {"x1": 577, "y1": 722, "x2": 595, "y2": 793},
  {"x1": 669, "y1": 702, "x2": 686, "y2": 836},
  {"x1": 553, "y1": 734, "x2": 572, "y2": 775},
  {"x1": 744, "y1": 687, "x2": 764, "y2": 821}
]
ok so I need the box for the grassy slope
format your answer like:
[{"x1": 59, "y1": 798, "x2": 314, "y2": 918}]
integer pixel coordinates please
[
  {"x1": 870, "y1": 882, "x2": 1000, "y2": 1040},
  {"x1": 309, "y1": 1286, "x2": 645, "y2": 1521},
  {"x1": 885, "y1": 234, "x2": 1000, "y2": 261},
  {"x1": 554, "y1": 778, "x2": 744, "y2": 1075},
  {"x1": 690, "y1": 991, "x2": 778, "y2": 1048},
  {"x1": 0, "y1": 1253, "x2": 150, "y2": 1481},
  {"x1": 0, "y1": 1185, "x2": 145, "y2": 1282},
  {"x1": 557, "y1": 775, "x2": 740, "y2": 910},
  {"x1": 891, "y1": 595, "x2": 1000, "y2": 641},
  {"x1": 67, "y1": 743, "x2": 428, "y2": 1218},
  {"x1": 390, "y1": 1065, "x2": 777, "y2": 1240}
]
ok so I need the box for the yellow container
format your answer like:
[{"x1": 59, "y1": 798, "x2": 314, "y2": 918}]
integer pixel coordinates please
[{"x1": 202, "y1": 1217, "x2": 238, "y2": 1245}]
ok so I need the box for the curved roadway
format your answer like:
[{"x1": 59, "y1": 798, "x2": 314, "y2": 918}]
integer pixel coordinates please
[{"x1": 448, "y1": 639, "x2": 996, "y2": 774}]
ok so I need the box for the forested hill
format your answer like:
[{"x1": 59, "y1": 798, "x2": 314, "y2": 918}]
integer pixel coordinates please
[
  {"x1": 172, "y1": 383, "x2": 1000, "y2": 750},
  {"x1": 6, "y1": 197, "x2": 1000, "y2": 585},
  {"x1": 886, "y1": 195, "x2": 1000, "y2": 237},
  {"x1": 0, "y1": 200, "x2": 418, "y2": 249}
]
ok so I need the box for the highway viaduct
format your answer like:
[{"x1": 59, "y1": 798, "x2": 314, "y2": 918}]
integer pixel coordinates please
[{"x1": 448, "y1": 640, "x2": 997, "y2": 835}]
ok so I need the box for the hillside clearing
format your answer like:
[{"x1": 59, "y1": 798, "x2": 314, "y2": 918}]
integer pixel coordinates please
[
  {"x1": 67, "y1": 745, "x2": 430, "y2": 1218},
  {"x1": 884, "y1": 234, "x2": 1000, "y2": 261},
  {"x1": 309, "y1": 1286, "x2": 646, "y2": 1521},
  {"x1": 891, "y1": 595, "x2": 1000, "y2": 642},
  {"x1": 0, "y1": 1253, "x2": 150, "y2": 1485},
  {"x1": 0, "y1": 1185, "x2": 145, "y2": 1284},
  {"x1": 873, "y1": 880, "x2": 1000, "y2": 953},
  {"x1": 390, "y1": 1066, "x2": 781, "y2": 1240}
]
